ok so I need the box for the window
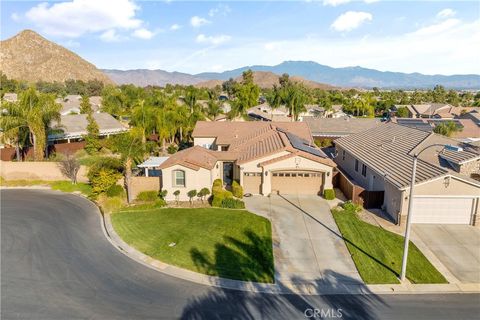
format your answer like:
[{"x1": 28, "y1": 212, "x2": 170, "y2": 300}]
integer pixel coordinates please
[
  {"x1": 173, "y1": 170, "x2": 185, "y2": 187},
  {"x1": 361, "y1": 164, "x2": 367, "y2": 177},
  {"x1": 342, "y1": 150, "x2": 346, "y2": 161},
  {"x1": 355, "y1": 159, "x2": 359, "y2": 172}
]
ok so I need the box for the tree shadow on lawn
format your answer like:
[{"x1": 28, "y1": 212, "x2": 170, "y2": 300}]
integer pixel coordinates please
[
  {"x1": 190, "y1": 229, "x2": 274, "y2": 283},
  {"x1": 279, "y1": 195, "x2": 400, "y2": 278}
]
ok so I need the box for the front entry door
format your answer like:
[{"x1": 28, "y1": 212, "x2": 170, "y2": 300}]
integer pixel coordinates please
[{"x1": 223, "y1": 162, "x2": 234, "y2": 185}]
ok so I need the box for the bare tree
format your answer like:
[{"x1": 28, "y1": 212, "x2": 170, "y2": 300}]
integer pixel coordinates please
[{"x1": 58, "y1": 154, "x2": 80, "y2": 184}]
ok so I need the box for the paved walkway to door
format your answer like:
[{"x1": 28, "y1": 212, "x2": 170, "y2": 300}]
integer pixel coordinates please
[{"x1": 245, "y1": 194, "x2": 362, "y2": 286}]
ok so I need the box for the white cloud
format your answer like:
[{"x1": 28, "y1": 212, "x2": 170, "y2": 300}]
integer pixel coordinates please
[
  {"x1": 190, "y1": 16, "x2": 210, "y2": 27},
  {"x1": 132, "y1": 28, "x2": 154, "y2": 39},
  {"x1": 331, "y1": 11, "x2": 373, "y2": 32},
  {"x1": 323, "y1": 0, "x2": 379, "y2": 6},
  {"x1": 208, "y1": 4, "x2": 231, "y2": 17},
  {"x1": 170, "y1": 24, "x2": 181, "y2": 31},
  {"x1": 323, "y1": 0, "x2": 351, "y2": 6},
  {"x1": 25, "y1": 0, "x2": 142, "y2": 38},
  {"x1": 100, "y1": 29, "x2": 122, "y2": 42},
  {"x1": 196, "y1": 34, "x2": 231, "y2": 45},
  {"x1": 437, "y1": 8, "x2": 456, "y2": 19},
  {"x1": 411, "y1": 18, "x2": 461, "y2": 36},
  {"x1": 11, "y1": 13, "x2": 20, "y2": 22}
]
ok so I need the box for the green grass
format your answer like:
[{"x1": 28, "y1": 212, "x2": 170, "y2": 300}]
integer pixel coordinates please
[
  {"x1": 112, "y1": 207, "x2": 274, "y2": 283},
  {"x1": 0, "y1": 178, "x2": 49, "y2": 186},
  {"x1": 50, "y1": 181, "x2": 93, "y2": 197},
  {"x1": 332, "y1": 207, "x2": 447, "y2": 284}
]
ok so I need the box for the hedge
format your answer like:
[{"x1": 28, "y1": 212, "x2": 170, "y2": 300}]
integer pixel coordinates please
[
  {"x1": 221, "y1": 198, "x2": 245, "y2": 209},
  {"x1": 136, "y1": 190, "x2": 159, "y2": 202},
  {"x1": 232, "y1": 180, "x2": 243, "y2": 199},
  {"x1": 106, "y1": 185, "x2": 125, "y2": 198},
  {"x1": 323, "y1": 188, "x2": 335, "y2": 200}
]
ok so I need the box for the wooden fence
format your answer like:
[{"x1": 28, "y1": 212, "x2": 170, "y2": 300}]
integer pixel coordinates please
[
  {"x1": 1, "y1": 141, "x2": 86, "y2": 161},
  {"x1": 333, "y1": 169, "x2": 384, "y2": 209}
]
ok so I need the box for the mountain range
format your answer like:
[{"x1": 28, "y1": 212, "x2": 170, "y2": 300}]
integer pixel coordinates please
[
  {"x1": 0, "y1": 30, "x2": 112, "y2": 84},
  {"x1": 2, "y1": 30, "x2": 479, "y2": 90}
]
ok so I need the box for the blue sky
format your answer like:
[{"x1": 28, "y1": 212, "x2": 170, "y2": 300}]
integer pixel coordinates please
[{"x1": 2, "y1": 1, "x2": 479, "y2": 75}]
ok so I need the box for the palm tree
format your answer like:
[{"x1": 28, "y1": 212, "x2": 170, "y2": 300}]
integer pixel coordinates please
[
  {"x1": 205, "y1": 99, "x2": 224, "y2": 121},
  {"x1": 109, "y1": 131, "x2": 146, "y2": 203},
  {"x1": 1, "y1": 88, "x2": 60, "y2": 160}
]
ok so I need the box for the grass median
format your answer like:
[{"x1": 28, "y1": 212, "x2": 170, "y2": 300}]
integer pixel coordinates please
[
  {"x1": 111, "y1": 207, "x2": 274, "y2": 283},
  {"x1": 332, "y1": 205, "x2": 447, "y2": 284}
]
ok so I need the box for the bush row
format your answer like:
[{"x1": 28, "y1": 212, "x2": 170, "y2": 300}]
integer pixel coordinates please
[{"x1": 211, "y1": 179, "x2": 245, "y2": 209}]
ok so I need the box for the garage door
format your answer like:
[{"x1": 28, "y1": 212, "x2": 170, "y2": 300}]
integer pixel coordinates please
[
  {"x1": 271, "y1": 171, "x2": 323, "y2": 195},
  {"x1": 243, "y1": 172, "x2": 262, "y2": 194},
  {"x1": 412, "y1": 197, "x2": 474, "y2": 224}
]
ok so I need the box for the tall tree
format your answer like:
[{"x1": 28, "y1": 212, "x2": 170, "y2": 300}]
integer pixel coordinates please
[
  {"x1": 0, "y1": 88, "x2": 60, "y2": 160},
  {"x1": 80, "y1": 95, "x2": 92, "y2": 114},
  {"x1": 84, "y1": 112, "x2": 101, "y2": 154},
  {"x1": 229, "y1": 70, "x2": 260, "y2": 120}
]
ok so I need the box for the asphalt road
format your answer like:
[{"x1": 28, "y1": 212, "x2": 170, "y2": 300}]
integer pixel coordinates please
[{"x1": 1, "y1": 189, "x2": 479, "y2": 320}]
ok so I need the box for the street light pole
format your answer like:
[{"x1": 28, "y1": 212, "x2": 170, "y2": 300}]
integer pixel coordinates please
[
  {"x1": 399, "y1": 143, "x2": 462, "y2": 281},
  {"x1": 400, "y1": 154, "x2": 418, "y2": 281}
]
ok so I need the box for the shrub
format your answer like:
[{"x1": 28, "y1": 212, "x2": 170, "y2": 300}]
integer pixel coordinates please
[
  {"x1": 211, "y1": 179, "x2": 235, "y2": 207},
  {"x1": 221, "y1": 198, "x2": 245, "y2": 209},
  {"x1": 167, "y1": 144, "x2": 178, "y2": 154},
  {"x1": 101, "y1": 196, "x2": 125, "y2": 213},
  {"x1": 212, "y1": 179, "x2": 223, "y2": 189},
  {"x1": 232, "y1": 180, "x2": 244, "y2": 199},
  {"x1": 136, "y1": 190, "x2": 159, "y2": 202},
  {"x1": 342, "y1": 201, "x2": 362, "y2": 213},
  {"x1": 158, "y1": 189, "x2": 168, "y2": 199},
  {"x1": 89, "y1": 167, "x2": 122, "y2": 195},
  {"x1": 323, "y1": 188, "x2": 335, "y2": 200},
  {"x1": 106, "y1": 184, "x2": 125, "y2": 198},
  {"x1": 199, "y1": 187, "x2": 210, "y2": 202},
  {"x1": 187, "y1": 189, "x2": 197, "y2": 204},
  {"x1": 173, "y1": 190, "x2": 180, "y2": 203}
]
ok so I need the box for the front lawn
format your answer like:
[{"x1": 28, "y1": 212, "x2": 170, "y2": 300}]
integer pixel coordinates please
[
  {"x1": 111, "y1": 207, "x2": 274, "y2": 283},
  {"x1": 332, "y1": 206, "x2": 447, "y2": 284}
]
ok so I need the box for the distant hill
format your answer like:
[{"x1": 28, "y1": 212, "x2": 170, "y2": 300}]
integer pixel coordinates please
[
  {"x1": 103, "y1": 69, "x2": 206, "y2": 87},
  {"x1": 0, "y1": 30, "x2": 113, "y2": 84},
  {"x1": 195, "y1": 71, "x2": 336, "y2": 89},
  {"x1": 196, "y1": 61, "x2": 480, "y2": 89}
]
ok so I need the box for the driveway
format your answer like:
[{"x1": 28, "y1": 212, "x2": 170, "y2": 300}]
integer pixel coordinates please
[
  {"x1": 412, "y1": 225, "x2": 480, "y2": 283},
  {"x1": 245, "y1": 194, "x2": 362, "y2": 284}
]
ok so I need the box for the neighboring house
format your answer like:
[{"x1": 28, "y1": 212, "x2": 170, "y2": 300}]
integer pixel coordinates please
[
  {"x1": 158, "y1": 121, "x2": 336, "y2": 201},
  {"x1": 49, "y1": 112, "x2": 128, "y2": 143},
  {"x1": 2, "y1": 93, "x2": 18, "y2": 103},
  {"x1": 391, "y1": 118, "x2": 480, "y2": 140},
  {"x1": 392, "y1": 104, "x2": 455, "y2": 119},
  {"x1": 56, "y1": 95, "x2": 102, "y2": 115},
  {"x1": 458, "y1": 109, "x2": 480, "y2": 125},
  {"x1": 326, "y1": 105, "x2": 347, "y2": 118},
  {"x1": 247, "y1": 103, "x2": 290, "y2": 122},
  {"x1": 137, "y1": 156, "x2": 169, "y2": 177},
  {"x1": 335, "y1": 123, "x2": 480, "y2": 226},
  {"x1": 304, "y1": 117, "x2": 382, "y2": 140}
]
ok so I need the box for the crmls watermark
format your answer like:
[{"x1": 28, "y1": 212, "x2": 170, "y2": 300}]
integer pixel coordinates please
[{"x1": 304, "y1": 308, "x2": 343, "y2": 319}]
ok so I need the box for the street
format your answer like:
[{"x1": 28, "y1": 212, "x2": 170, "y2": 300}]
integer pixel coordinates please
[{"x1": 1, "y1": 189, "x2": 479, "y2": 320}]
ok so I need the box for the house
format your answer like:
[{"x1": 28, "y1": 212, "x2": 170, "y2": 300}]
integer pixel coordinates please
[
  {"x1": 335, "y1": 123, "x2": 480, "y2": 226},
  {"x1": 304, "y1": 117, "x2": 382, "y2": 140},
  {"x1": 158, "y1": 121, "x2": 337, "y2": 201},
  {"x1": 391, "y1": 118, "x2": 480, "y2": 141},
  {"x1": 458, "y1": 109, "x2": 480, "y2": 125},
  {"x1": 247, "y1": 103, "x2": 290, "y2": 121},
  {"x1": 137, "y1": 156, "x2": 169, "y2": 177},
  {"x1": 49, "y1": 112, "x2": 128, "y2": 143},
  {"x1": 56, "y1": 95, "x2": 102, "y2": 115},
  {"x1": 392, "y1": 104, "x2": 454, "y2": 118}
]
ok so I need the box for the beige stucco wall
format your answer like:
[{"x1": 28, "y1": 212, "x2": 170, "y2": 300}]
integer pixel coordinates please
[
  {"x1": 161, "y1": 164, "x2": 219, "y2": 201},
  {"x1": 459, "y1": 159, "x2": 480, "y2": 176},
  {"x1": 193, "y1": 137, "x2": 216, "y2": 150},
  {"x1": 335, "y1": 146, "x2": 385, "y2": 191},
  {"x1": 130, "y1": 176, "x2": 161, "y2": 201},
  {"x1": 0, "y1": 161, "x2": 88, "y2": 182},
  {"x1": 383, "y1": 181, "x2": 405, "y2": 224}
]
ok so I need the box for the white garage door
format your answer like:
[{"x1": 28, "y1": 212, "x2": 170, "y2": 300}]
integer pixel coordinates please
[{"x1": 412, "y1": 197, "x2": 474, "y2": 224}]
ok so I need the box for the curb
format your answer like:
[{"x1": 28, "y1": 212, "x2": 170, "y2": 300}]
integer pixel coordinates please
[{"x1": 3, "y1": 187, "x2": 479, "y2": 296}]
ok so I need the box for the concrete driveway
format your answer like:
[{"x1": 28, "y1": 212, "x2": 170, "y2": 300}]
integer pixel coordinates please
[
  {"x1": 245, "y1": 194, "x2": 362, "y2": 285},
  {"x1": 412, "y1": 225, "x2": 480, "y2": 283}
]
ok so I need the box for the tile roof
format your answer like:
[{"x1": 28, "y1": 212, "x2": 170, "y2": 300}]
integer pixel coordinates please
[
  {"x1": 158, "y1": 146, "x2": 219, "y2": 171},
  {"x1": 305, "y1": 117, "x2": 382, "y2": 137},
  {"x1": 162, "y1": 121, "x2": 335, "y2": 170},
  {"x1": 335, "y1": 123, "x2": 448, "y2": 189},
  {"x1": 439, "y1": 149, "x2": 480, "y2": 165}
]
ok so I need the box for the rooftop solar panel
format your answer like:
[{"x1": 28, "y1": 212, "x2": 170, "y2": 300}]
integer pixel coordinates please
[{"x1": 279, "y1": 129, "x2": 328, "y2": 158}]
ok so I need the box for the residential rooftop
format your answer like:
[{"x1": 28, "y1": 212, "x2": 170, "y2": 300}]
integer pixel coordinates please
[{"x1": 304, "y1": 117, "x2": 382, "y2": 137}]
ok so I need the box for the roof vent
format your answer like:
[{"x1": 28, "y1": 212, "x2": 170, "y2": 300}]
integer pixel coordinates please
[{"x1": 392, "y1": 136, "x2": 396, "y2": 143}]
